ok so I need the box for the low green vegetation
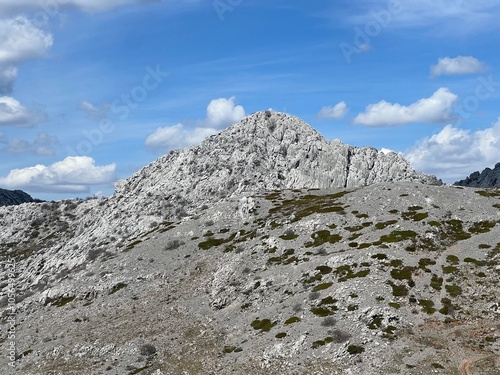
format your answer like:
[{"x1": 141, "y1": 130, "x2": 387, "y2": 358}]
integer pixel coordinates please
[
  {"x1": 312, "y1": 282, "x2": 333, "y2": 292},
  {"x1": 445, "y1": 284, "x2": 462, "y2": 297},
  {"x1": 198, "y1": 232, "x2": 237, "y2": 250},
  {"x1": 223, "y1": 346, "x2": 243, "y2": 353},
  {"x1": 380, "y1": 230, "x2": 417, "y2": 243},
  {"x1": 267, "y1": 191, "x2": 348, "y2": 223},
  {"x1": 375, "y1": 220, "x2": 398, "y2": 230},
  {"x1": 49, "y1": 296, "x2": 75, "y2": 307},
  {"x1": 347, "y1": 345, "x2": 365, "y2": 355},
  {"x1": 284, "y1": 316, "x2": 301, "y2": 325},
  {"x1": 251, "y1": 318, "x2": 277, "y2": 332},
  {"x1": 418, "y1": 299, "x2": 436, "y2": 314},
  {"x1": 391, "y1": 267, "x2": 414, "y2": 280},
  {"x1": 311, "y1": 337, "x2": 334, "y2": 349},
  {"x1": 305, "y1": 230, "x2": 342, "y2": 248},
  {"x1": 109, "y1": 282, "x2": 128, "y2": 295},
  {"x1": 310, "y1": 306, "x2": 336, "y2": 317}
]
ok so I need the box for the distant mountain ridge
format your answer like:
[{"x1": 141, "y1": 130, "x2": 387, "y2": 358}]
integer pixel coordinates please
[
  {"x1": 454, "y1": 162, "x2": 500, "y2": 188},
  {"x1": 0, "y1": 188, "x2": 40, "y2": 206}
]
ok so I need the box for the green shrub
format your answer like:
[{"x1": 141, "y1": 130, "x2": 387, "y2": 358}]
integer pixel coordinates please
[
  {"x1": 251, "y1": 318, "x2": 276, "y2": 332},
  {"x1": 347, "y1": 345, "x2": 365, "y2": 355},
  {"x1": 284, "y1": 317, "x2": 300, "y2": 325}
]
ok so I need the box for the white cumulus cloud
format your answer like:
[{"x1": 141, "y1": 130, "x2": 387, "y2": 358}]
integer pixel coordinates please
[
  {"x1": 405, "y1": 119, "x2": 500, "y2": 182},
  {"x1": 0, "y1": 96, "x2": 46, "y2": 126},
  {"x1": 0, "y1": 16, "x2": 53, "y2": 94},
  {"x1": 0, "y1": 156, "x2": 117, "y2": 193},
  {"x1": 318, "y1": 101, "x2": 349, "y2": 120},
  {"x1": 431, "y1": 56, "x2": 488, "y2": 78},
  {"x1": 354, "y1": 88, "x2": 458, "y2": 127},
  {"x1": 145, "y1": 124, "x2": 218, "y2": 152},
  {"x1": 145, "y1": 97, "x2": 245, "y2": 152},
  {"x1": 205, "y1": 96, "x2": 246, "y2": 129}
]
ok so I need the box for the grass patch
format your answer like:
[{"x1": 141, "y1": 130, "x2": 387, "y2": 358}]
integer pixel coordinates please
[
  {"x1": 442, "y1": 265, "x2": 457, "y2": 274},
  {"x1": 268, "y1": 191, "x2": 348, "y2": 223},
  {"x1": 468, "y1": 221, "x2": 496, "y2": 234},
  {"x1": 445, "y1": 284, "x2": 462, "y2": 297},
  {"x1": 126, "y1": 240, "x2": 142, "y2": 250},
  {"x1": 418, "y1": 299, "x2": 436, "y2": 314},
  {"x1": 430, "y1": 274, "x2": 443, "y2": 291},
  {"x1": 375, "y1": 220, "x2": 398, "y2": 230},
  {"x1": 475, "y1": 189, "x2": 500, "y2": 198},
  {"x1": 305, "y1": 230, "x2": 342, "y2": 248},
  {"x1": 49, "y1": 296, "x2": 75, "y2": 307},
  {"x1": 198, "y1": 232, "x2": 236, "y2": 250},
  {"x1": 371, "y1": 253, "x2": 388, "y2": 260},
  {"x1": 251, "y1": 318, "x2": 277, "y2": 333},
  {"x1": 312, "y1": 282, "x2": 333, "y2": 292},
  {"x1": 310, "y1": 307, "x2": 335, "y2": 317},
  {"x1": 109, "y1": 282, "x2": 128, "y2": 295},
  {"x1": 391, "y1": 267, "x2": 414, "y2": 280},
  {"x1": 223, "y1": 346, "x2": 243, "y2": 353},
  {"x1": 388, "y1": 282, "x2": 408, "y2": 297},
  {"x1": 284, "y1": 316, "x2": 301, "y2": 325},
  {"x1": 347, "y1": 345, "x2": 365, "y2": 355},
  {"x1": 380, "y1": 230, "x2": 417, "y2": 243},
  {"x1": 316, "y1": 265, "x2": 332, "y2": 274}
]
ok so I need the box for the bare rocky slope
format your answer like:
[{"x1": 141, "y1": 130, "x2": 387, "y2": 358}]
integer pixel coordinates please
[
  {"x1": 0, "y1": 189, "x2": 40, "y2": 207},
  {"x1": 455, "y1": 163, "x2": 500, "y2": 188},
  {"x1": 1, "y1": 112, "x2": 499, "y2": 375}
]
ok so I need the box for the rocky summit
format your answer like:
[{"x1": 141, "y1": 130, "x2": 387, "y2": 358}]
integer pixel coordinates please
[
  {"x1": 455, "y1": 162, "x2": 500, "y2": 188},
  {"x1": 0, "y1": 189, "x2": 40, "y2": 207},
  {"x1": 1, "y1": 112, "x2": 499, "y2": 375}
]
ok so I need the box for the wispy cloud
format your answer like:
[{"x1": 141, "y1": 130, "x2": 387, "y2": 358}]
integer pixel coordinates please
[
  {"x1": 0, "y1": 132, "x2": 58, "y2": 155},
  {"x1": 354, "y1": 88, "x2": 458, "y2": 127},
  {"x1": 0, "y1": 96, "x2": 47, "y2": 126},
  {"x1": 332, "y1": 0, "x2": 500, "y2": 34},
  {"x1": 80, "y1": 100, "x2": 110, "y2": 121},
  {"x1": 431, "y1": 56, "x2": 488, "y2": 78}
]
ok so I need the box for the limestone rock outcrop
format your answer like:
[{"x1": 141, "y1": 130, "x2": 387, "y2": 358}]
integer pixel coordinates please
[{"x1": 115, "y1": 111, "x2": 440, "y2": 202}]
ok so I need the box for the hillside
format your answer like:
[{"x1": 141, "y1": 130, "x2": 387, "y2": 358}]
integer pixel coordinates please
[
  {"x1": 455, "y1": 163, "x2": 500, "y2": 188},
  {"x1": 0, "y1": 188, "x2": 40, "y2": 206},
  {"x1": 1, "y1": 112, "x2": 498, "y2": 375}
]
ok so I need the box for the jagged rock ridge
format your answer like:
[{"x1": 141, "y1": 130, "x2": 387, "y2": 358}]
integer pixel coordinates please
[
  {"x1": 455, "y1": 162, "x2": 500, "y2": 188},
  {"x1": 115, "y1": 111, "x2": 440, "y2": 204},
  {"x1": 0, "y1": 188, "x2": 40, "y2": 206}
]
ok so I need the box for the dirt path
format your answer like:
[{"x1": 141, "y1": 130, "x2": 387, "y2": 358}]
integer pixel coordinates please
[
  {"x1": 459, "y1": 359, "x2": 474, "y2": 375},
  {"x1": 459, "y1": 356, "x2": 499, "y2": 375}
]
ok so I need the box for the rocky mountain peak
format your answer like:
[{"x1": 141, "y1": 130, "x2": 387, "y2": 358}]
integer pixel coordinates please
[{"x1": 115, "y1": 111, "x2": 440, "y2": 208}]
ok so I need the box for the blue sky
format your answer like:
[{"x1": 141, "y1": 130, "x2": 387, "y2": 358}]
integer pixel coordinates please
[{"x1": 1, "y1": 0, "x2": 500, "y2": 200}]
